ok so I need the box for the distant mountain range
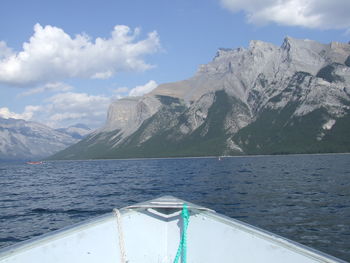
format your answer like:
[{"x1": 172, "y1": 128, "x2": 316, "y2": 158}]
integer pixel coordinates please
[
  {"x1": 0, "y1": 119, "x2": 91, "y2": 160},
  {"x1": 55, "y1": 124, "x2": 92, "y2": 140},
  {"x1": 49, "y1": 37, "x2": 350, "y2": 159}
]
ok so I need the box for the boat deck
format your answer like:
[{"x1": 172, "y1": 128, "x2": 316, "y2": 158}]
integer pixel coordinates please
[{"x1": 0, "y1": 196, "x2": 347, "y2": 263}]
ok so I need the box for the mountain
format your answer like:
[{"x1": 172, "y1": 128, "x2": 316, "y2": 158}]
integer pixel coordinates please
[
  {"x1": 55, "y1": 124, "x2": 92, "y2": 140},
  {"x1": 0, "y1": 118, "x2": 80, "y2": 160},
  {"x1": 50, "y1": 37, "x2": 350, "y2": 160}
]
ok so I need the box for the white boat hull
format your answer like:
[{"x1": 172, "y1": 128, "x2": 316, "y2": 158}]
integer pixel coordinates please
[{"x1": 0, "y1": 196, "x2": 347, "y2": 263}]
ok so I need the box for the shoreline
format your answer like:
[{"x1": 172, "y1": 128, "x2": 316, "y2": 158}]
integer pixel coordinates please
[{"x1": 42, "y1": 151, "x2": 350, "y2": 162}]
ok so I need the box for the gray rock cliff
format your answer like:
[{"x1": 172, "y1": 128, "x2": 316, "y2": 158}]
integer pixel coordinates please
[{"x1": 50, "y1": 37, "x2": 350, "y2": 159}]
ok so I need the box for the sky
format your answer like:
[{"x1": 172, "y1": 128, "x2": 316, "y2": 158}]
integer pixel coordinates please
[{"x1": 0, "y1": 0, "x2": 349, "y2": 129}]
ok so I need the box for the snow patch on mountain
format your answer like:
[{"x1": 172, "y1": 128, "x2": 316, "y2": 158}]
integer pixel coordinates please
[{"x1": 323, "y1": 119, "x2": 336, "y2": 130}]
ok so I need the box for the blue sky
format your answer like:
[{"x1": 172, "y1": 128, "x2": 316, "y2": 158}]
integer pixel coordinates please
[{"x1": 0, "y1": 0, "x2": 349, "y2": 128}]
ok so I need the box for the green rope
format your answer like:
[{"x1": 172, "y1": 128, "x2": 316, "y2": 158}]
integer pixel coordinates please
[{"x1": 173, "y1": 204, "x2": 190, "y2": 263}]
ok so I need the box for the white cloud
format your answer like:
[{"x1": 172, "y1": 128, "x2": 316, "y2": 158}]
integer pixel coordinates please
[
  {"x1": 19, "y1": 82, "x2": 73, "y2": 97},
  {"x1": 2, "y1": 80, "x2": 159, "y2": 128},
  {"x1": 113, "y1": 87, "x2": 129, "y2": 94},
  {"x1": 0, "y1": 41, "x2": 12, "y2": 60},
  {"x1": 0, "y1": 107, "x2": 25, "y2": 119},
  {"x1": 129, "y1": 80, "x2": 158, "y2": 97},
  {"x1": 1, "y1": 92, "x2": 111, "y2": 128},
  {"x1": 0, "y1": 24, "x2": 161, "y2": 86},
  {"x1": 0, "y1": 105, "x2": 41, "y2": 120},
  {"x1": 43, "y1": 92, "x2": 111, "y2": 128},
  {"x1": 111, "y1": 86, "x2": 129, "y2": 100},
  {"x1": 91, "y1": 71, "x2": 113, "y2": 79},
  {"x1": 220, "y1": 0, "x2": 350, "y2": 30}
]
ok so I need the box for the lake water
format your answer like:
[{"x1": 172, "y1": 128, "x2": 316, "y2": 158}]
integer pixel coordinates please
[{"x1": 0, "y1": 154, "x2": 349, "y2": 261}]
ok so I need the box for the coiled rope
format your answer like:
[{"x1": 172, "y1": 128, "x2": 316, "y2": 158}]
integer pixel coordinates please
[{"x1": 173, "y1": 204, "x2": 190, "y2": 263}]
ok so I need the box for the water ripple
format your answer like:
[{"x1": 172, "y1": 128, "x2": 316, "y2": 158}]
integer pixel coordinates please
[{"x1": 0, "y1": 155, "x2": 349, "y2": 261}]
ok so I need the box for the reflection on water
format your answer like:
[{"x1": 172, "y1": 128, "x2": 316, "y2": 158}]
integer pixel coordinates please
[{"x1": 0, "y1": 154, "x2": 349, "y2": 261}]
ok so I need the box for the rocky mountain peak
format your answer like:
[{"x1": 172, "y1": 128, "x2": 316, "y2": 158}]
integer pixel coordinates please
[
  {"x1": 249, "y1": 40, "x2": 276, "y2": 51},
  {"x1": 214, "y1": 48, "x2": 235, "y2": 59},
  {"x1": 50, "y1": 36, "x2": 350, "y2": 160},
  {"x1": 152, "y1": 37, "x2": 350, "y2": 108},
  {"x1": 330, "y1": 41, "x2": 350, "y2": 50}
]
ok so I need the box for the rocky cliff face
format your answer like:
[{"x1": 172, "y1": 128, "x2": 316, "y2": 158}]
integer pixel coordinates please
[
  {"x1": 0, "y1": 118, "x2": 80, "y2": 160},
  {"x1": 50, "y1": 37, "x2": 350, "y2": 159},
  {"x1": 102, "y1": 96, "x2": 161, "y2": 135}
]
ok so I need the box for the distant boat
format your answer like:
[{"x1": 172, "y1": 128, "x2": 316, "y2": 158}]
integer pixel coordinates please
[
  {"x1": 26, "y1": 161, "x2": 43, "y2": 165},
  {"x1": 0, "y1": 196, "x2": 346, "y2": 263}
]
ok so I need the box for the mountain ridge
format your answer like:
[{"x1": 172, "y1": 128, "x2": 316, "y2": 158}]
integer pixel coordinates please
[
  {"x1": 0, "y1": 118, "x2": 90, "y2": 160},
  {"x1": 55, "y1": 123, "x2": 92, "y2": 140},
  {"x1": 49, "y1": 36, "x2": 350, "y2": 160}
]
